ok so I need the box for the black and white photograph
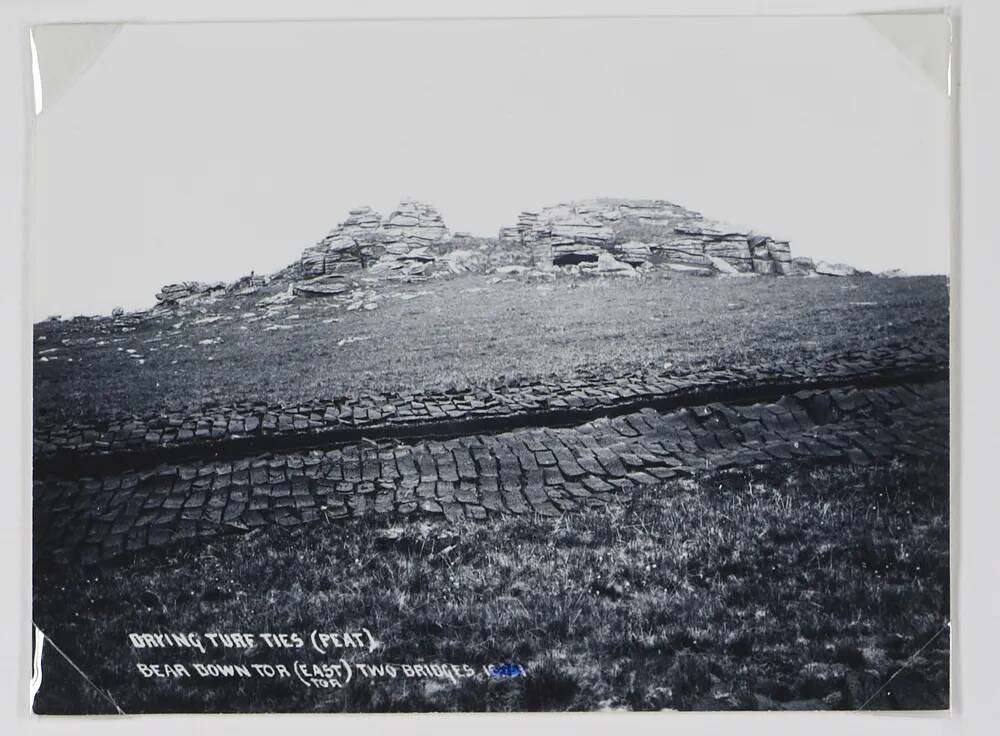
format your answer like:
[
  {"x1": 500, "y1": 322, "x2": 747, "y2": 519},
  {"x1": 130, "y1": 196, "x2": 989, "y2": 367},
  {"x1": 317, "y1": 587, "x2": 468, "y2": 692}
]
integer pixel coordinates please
[{"x1": 27, "y1": 10, "x2": 953, "y2": 714}]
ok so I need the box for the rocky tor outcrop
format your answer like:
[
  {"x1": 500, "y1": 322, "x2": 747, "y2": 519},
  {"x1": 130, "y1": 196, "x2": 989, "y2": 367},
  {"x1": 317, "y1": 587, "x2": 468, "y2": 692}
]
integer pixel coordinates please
[
  {"x1": 499, "y1": 198, "x2": 798, "y2": 275},
  {"x1": 300, "y1": 200, "x2": 450, "y2": 280}
]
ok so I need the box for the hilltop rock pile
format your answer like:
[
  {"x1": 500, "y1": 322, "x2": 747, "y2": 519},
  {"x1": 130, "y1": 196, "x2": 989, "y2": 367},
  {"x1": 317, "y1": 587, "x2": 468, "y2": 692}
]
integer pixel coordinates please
[
  {"x1": 300, "y1": 200, "x2": 450, "y2": 279},
  {"x1": 143, "y1": 198, "x2": 876, "y2": 318},
  {"x1": 499, "y1": 199, "x2": 799, "y2": 275},
  {"x1": 284, "y1": 196, "x2": 870, "y2": 289}
]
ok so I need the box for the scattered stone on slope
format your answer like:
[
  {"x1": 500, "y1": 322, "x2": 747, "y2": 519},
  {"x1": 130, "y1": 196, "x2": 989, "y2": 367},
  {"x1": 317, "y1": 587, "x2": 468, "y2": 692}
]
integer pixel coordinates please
[
  {"x1": 258, "y1": 285, "x2": 296, "y2": 307},
  {"x1": 815, "y1": 261, "x2": 860, "y2": 277},
  {"x1": 155, "y1": 281, "x2": 226, "y2": 305},
  {"x1": 790, "y1": 256, "x2": 818, "y2": 276},
  {"x1": 230, "y1": 273, "x2": 269, "y2": 294},
  {"x1": 293, "y1": 276, "x2": 351, "y2": 297},
  {"x1": 665, "y1": 262, "x2": 715, "y2": 276},
  {"x1": 153, "y1": 271, "x2": 269, "y2": 311}
]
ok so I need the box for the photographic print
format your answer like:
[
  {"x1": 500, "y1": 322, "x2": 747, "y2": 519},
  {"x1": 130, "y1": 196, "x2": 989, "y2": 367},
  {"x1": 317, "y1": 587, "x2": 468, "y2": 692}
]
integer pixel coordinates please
[{"x1": 29, "y1": 12, "x2": 952, "y2": 713}]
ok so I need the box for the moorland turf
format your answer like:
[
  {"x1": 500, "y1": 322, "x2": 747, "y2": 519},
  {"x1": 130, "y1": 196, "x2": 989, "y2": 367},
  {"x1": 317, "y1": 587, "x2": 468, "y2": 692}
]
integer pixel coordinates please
[{"x1": 33, "y1": 273, "x2": 948, "y2": 425}]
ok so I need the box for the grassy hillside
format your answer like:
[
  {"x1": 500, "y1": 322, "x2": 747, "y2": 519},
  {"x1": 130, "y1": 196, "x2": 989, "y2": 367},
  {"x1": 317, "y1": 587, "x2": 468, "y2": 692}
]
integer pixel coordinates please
[{"x1": 33, "y1": 273, "x2": 948, "y2": 425}]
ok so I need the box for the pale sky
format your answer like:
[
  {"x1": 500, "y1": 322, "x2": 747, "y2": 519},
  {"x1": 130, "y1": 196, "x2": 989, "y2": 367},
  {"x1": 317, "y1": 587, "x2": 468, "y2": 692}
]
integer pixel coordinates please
[{"x1": 28, "y1": 15, "x2": 951, "y2": 319}]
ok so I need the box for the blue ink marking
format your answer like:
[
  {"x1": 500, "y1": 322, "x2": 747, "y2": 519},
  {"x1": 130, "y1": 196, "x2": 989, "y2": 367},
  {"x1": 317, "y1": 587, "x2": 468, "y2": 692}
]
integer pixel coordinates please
[{"x1": 487, "y1": 664, "x2": 525, "y2": 679}]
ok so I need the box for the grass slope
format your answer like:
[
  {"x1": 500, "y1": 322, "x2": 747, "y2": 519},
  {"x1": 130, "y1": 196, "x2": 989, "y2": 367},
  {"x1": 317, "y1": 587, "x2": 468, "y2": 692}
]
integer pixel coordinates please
[
  {"x1": 33, "y1": 459, "x2": 950, "y2": 713},
  {"x1": 33, "y1": 274, "x2": 948, "y2": 425}
]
